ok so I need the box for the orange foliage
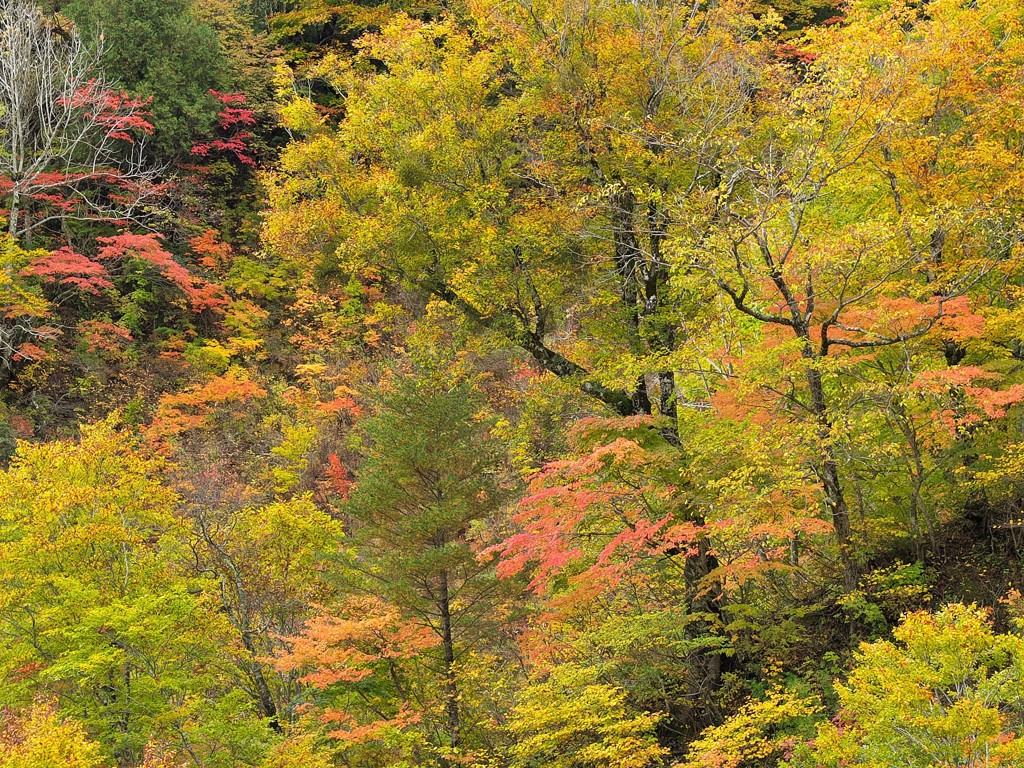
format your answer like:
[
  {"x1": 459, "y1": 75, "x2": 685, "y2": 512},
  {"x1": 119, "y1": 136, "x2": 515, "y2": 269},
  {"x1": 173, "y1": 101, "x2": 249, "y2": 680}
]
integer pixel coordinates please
[
  {"x1": 275, "y1": 597, "x2": 437, "y2": 687},
  {"x1": 147, "y1": 369, "x2": 266, "y2": 443},
  {"x1": 935, "y1": 296, "x2": 987, "y2": 343},
  {"x1": 324, "y1": 454, "x2": 353, "y2": 499},
  {"x1": 274, "y1": 596, "x2": 435, "y2": 743},
  {"x1": 189, "y1": 230, "x2": 233, "y2": 273},
  {"x1": 912, "y1": 366, "x2": 1024, "y2": 435}
]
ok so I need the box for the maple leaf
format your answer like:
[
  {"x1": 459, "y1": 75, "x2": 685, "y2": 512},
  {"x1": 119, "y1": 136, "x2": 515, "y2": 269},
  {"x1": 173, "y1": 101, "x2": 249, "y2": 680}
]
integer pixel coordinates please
[
  {"x1": 97, "y1": 232, "x2": 228, "y2": 313},
  {"x1": 21, "y1": 247, "x2": 112, "y2": 295}
]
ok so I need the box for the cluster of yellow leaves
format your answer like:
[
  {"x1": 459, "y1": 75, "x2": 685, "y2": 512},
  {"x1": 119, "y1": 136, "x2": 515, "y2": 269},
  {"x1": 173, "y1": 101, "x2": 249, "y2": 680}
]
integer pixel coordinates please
[
  {"x1": 681, "y1": 688, "x2": 821, "y2": 768},
  {"x1": 791, "y1": 604, "x2": 1024, "y2": 767},
  {"x1": 0, "y1": 702, "x2": 103, "y2": 768},
  {"x1": 507, "y1": 664, "x2": 667, "y2": 768}
]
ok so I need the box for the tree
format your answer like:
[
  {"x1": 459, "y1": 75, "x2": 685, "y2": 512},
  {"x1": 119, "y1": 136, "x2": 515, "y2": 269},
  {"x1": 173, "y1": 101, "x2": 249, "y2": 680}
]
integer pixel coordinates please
[
  {"x1": 506, "y1": 664, "x2": 666, "y2": 768},
  {"x1": 263, "y1": 5, "x2": 770, "y2": 424},
  {"x1": 0, "y1": 0, "x2": 159, "y2": 241},
  {"x1": 492, "y1": 415, "x2": 757, "y2": 733},
  {"x1": 0, "y1": 419, "x2": 272, "y2": 765},
  {"x1": 681, "y1": 687, "x2": 820, "y2": 768},
  {"x1": 273, "y1": 595, "x2": 440, "y2": 766},
  {"x1": 673, "y1": 0, "x2": 1024, "y2": 588},
  {"x1": 790, "y1": 604, "x2": 1024, "y2": 767},
  {"x1": 0, "y1": 700, "x2": 104, "y2": 768},
  {"x1": 337, "y1": 376, "x2": 512, "y2": 756},
  {"x1": 63, "y1": 0, "x2": 227, "y2": 159},
  {"x1": 181, "y1": 494, "x2": 344, "y2": 730}
]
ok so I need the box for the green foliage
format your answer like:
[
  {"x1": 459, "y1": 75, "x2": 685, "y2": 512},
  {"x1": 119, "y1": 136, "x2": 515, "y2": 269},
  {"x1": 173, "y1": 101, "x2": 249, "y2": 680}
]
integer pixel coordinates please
[
  {"x1": 837, "y1": 562, "x2": 934, "y2": 632},
  {"x1": 345, "y1": 376, "x2": 506, "y2": 550},
  {"x1": 0, "y1": 420, "x2": 272, "y2": 764},
  {"x1": 65, "y1": 0, "x2": 226, "y2": 158}
]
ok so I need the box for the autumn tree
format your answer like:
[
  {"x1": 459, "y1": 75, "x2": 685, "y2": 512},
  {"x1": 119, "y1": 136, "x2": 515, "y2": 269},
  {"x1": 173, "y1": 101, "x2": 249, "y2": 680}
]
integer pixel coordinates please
[
  {"x1": 274, "y1": 595, "x2": 440, "y2": 766},
  {"x1": 506, "y1": 664, "x2": 667, "y2": 768},
  {"x1": 0, "y1": 701, "x2": 104, "y2": 768},
  {"x1": 0, "y1": 0, "x2": 160, "y2": 241},
  {"x1": 264, "y1": 5, "x2": 772, "y2": 426},
  {"x1": 0, "y1": 420, "x2": 273, "y2": 765},
  {"x1": 681, "y1": 687, "x2": 821, "y2": 768},
  {"x1": 492, "y1": 415, "x2": 757, "y2": 734},
  {"x1": 672, "y1": 0, "x2": 1024, "y2": 587},
  {"x1": 790, "y1": 604, "x2": 1024, "y2": 767},
  {"x1": 180, "y1": 494, "x2": 344, "y2": 730}
]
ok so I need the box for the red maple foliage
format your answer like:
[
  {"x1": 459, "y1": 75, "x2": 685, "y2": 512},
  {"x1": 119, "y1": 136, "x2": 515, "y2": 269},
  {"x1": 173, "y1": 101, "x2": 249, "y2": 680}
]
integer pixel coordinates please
[
  {"x1": 96, "y1": 232, "x2": 228, "y2": 313},
  {"x1": 62, "y1": 83, "x2": 154, "y2": 141},
  {"x1": 76, "y1": 320, "x2": 133, "y2": 354},
  {"x1": 21, "y1": 247, "x2": 113, "y2": 295},
  {"x1": 491, "y1": 417, "x2": 704, "y2": 594},
  {"x1": 191, "y1": 91, "x2": 257, "y2": 167},
  {"x1": 325, "y1": 453, "x2": 353, "y2": 499},
  {"x1": 2, "y1": 78, "x2": 160, "y2": 239}
]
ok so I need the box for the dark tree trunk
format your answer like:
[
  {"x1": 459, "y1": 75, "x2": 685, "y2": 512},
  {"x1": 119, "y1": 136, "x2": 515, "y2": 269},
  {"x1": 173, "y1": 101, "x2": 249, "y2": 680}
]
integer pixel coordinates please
[
  {"x1": 240, "y1": 631, "x2": 281, "y2": 731},
  {"x1": 805, "y1": 362, "x2": 858, "y2": 591},
  {"x1": 438, "y1": 570, "x2": 460, "y2": 750}
]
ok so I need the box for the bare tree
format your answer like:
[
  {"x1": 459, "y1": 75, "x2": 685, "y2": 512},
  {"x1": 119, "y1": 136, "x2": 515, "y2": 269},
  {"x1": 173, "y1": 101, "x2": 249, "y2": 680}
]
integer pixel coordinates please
[{"x1": 0, "y1": 0, "x2": 161, "y2": 241}]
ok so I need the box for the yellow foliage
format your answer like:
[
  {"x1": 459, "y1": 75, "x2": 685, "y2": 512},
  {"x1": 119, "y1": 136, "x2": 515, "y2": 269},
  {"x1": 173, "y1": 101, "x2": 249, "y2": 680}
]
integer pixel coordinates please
[
  {"x1": 0, "y1": 702, "x2": 104, "y2": 768},
  {"x1": 790, "y1": 604, "x2": 1024, "y2": 767},
  {"x1": 507, "y1": 665, "x2": 667, "y2": 768},
  {"x1": 680, "y1": 688, "x2": 821, "y2": 768}
]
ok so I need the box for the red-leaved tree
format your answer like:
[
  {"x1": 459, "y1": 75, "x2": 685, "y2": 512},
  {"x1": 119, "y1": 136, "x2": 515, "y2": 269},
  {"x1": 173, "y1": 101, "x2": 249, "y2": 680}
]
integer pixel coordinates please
[{"x1": 0, "y1": 1, "x2": 163, "y2": 240}]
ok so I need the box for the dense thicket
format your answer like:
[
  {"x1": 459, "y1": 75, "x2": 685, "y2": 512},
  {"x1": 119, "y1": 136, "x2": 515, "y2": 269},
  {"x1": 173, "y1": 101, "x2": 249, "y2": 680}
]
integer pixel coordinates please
[{"x1": 2, "y1": 0, "x2": 1024, "y2": 766}]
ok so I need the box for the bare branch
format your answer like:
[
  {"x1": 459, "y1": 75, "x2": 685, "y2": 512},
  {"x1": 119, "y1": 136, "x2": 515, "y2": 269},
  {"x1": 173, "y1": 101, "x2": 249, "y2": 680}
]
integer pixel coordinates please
[{"x1": 0, "y1": 0, "x2": 164, "y2": 239}]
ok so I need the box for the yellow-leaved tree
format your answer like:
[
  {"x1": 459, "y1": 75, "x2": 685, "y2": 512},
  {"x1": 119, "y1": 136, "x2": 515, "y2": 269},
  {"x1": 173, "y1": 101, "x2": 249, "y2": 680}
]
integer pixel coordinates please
[
  {"x1": 507, "y1": 664, "x2": 667, "y2": 768},
  {"x1": 790, "y1": 604, "x2": 1024, "y2": 767},
  {"x1": 0, "y1": 701, "x2": 104, "y2": 768}
]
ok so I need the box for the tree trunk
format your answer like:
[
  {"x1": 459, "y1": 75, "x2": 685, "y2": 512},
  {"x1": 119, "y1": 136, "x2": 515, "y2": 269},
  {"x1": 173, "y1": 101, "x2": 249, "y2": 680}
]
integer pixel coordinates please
[
  {"x1": 893, "y1": 403, "x2": 937, "y2": 560},
  {"x1": 682, "y1": 527, "x2": 724, "y2": 727},
  {"x1": 805, "y1": 362, "x2": 858, "y2": 591},
  {"x1": 195, "y1": 511, "x2": 281, "y2": 731},
  {"x1": 656, "y1": 370, "x2": 680, "y2": 446},
  {"x1": 240, "y1": 631, "x2": 281, "y2": 731},
  {"x1": 438, "y1": 570, "x2": 460, "y2": 750},
  {"x1": 8, "y1": 185, "x2": 20, "y2": 240}
]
